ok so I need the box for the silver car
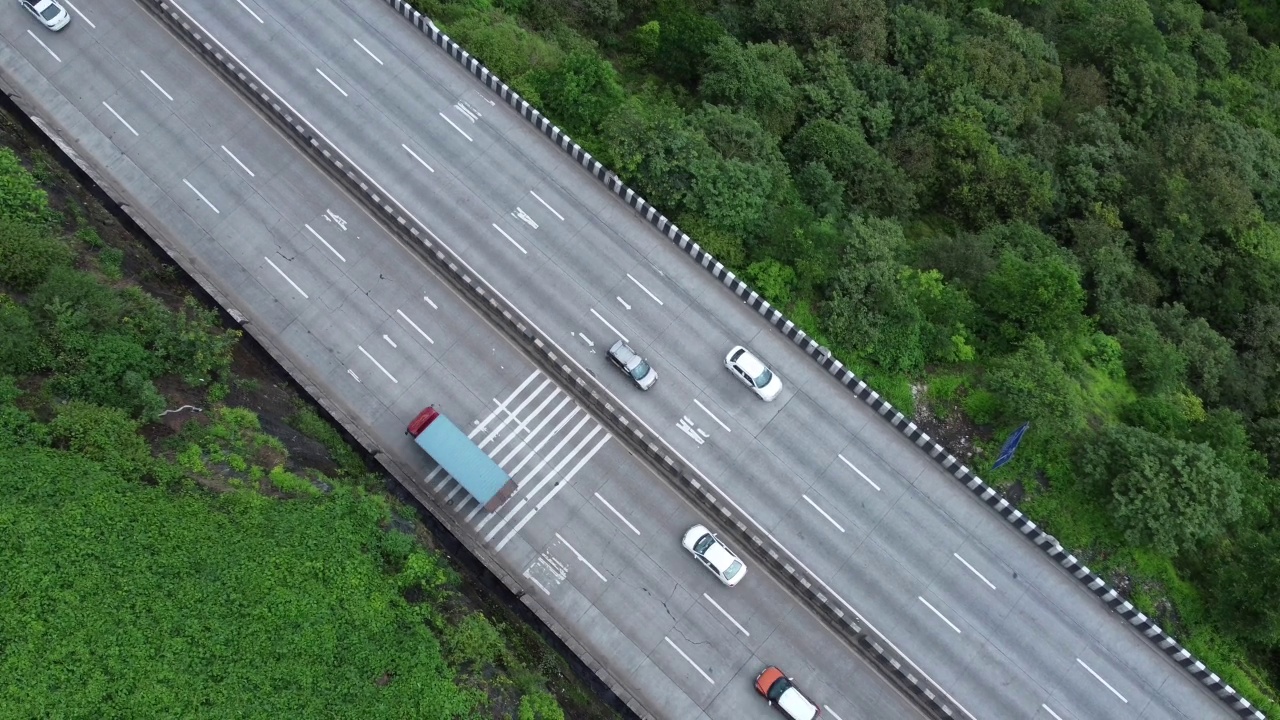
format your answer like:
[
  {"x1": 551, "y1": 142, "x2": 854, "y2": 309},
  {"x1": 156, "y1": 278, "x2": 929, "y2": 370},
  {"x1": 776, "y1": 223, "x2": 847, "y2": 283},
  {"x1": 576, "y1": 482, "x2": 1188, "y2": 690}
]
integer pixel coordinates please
[
  {"x1": 20, "y1": 0, "x2": 70, "y2": 30},
  {"x1": 606, "y1": 340, "x2": 657, "y2": 390}
]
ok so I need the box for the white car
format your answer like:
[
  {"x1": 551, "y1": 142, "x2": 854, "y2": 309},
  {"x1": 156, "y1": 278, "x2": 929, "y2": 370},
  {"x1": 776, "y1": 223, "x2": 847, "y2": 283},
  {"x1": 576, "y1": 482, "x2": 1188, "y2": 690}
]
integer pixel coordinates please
[
  {"x1": 725, "y1": 345, "x2": 782, "y2": 401},
  {"x1": 755, "y1": 666, "x2": 821, "y2": 720},
  {"x1": 681, "y1": 524, "x2": 746, "y2": 587},
  {"x1": 20, "y1": 0, "x2": 70, "y2": 30}
]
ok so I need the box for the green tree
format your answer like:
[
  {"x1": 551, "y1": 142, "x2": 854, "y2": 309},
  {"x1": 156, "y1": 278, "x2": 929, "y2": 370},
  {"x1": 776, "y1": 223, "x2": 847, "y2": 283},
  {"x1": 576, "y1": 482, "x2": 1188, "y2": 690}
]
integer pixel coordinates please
[
  {"x1": 530, "y1": 50, "x2": 626, "y2": 144},
  {"x1": 1079, "y1": 423, "x2": 1243, "y2": 556},
  {"x1": 747, "y1": 0, "x2": 888, "y2": 61},
  {"x1": 654, "y1": 0, "x2": 725, "y2": 87},
  {"x1": 932, "y1": 107, "x2": 1053, "y2": 227},
  {"x1": 744, "y1": 259, "x2": 797, "y2": 307},
  {"x1": 984, "y1": 334, "x2": 1084, "y2": 429},
  {"x1": 788, "y1": 117, "x2": 917, "y2": 218},
  {"x1": 820, "y1": 216, "x2": 925, "y2": 375},
  {"x1": 598, "y1": 93, "x2": 712, "y2": 214},
  {"x1": 1204, "y1": 528, "x2": 1280, "y2": 649},
  {"x1": 701, "y1": 37, "x2": 805, "y2": 136},
  {"x1": 976, "y1": 235, "x2": 1087, "y2": 348}
]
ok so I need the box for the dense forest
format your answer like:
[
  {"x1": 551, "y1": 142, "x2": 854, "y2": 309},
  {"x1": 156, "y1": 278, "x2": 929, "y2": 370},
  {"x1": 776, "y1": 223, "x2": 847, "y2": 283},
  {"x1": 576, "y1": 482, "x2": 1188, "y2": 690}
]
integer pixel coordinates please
[
  {"x1": 0, "y1": 135, "x2": 592, "y2": 719},
  {"x1": 406, "y1": 0, "x2": 1280, "y2": 710}
]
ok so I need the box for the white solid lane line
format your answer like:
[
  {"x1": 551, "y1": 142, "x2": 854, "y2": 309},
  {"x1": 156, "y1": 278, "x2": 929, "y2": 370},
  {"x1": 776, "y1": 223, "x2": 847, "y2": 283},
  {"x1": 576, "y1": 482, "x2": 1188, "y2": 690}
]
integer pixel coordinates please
[
  {"x1": 263, "y1": 257, "x2": 307, "y2": 299},
  {"x1": 556, "y1": 532, "x2": 606, "y2": 582},
  {"x1": 353, "y1": 37, "x2": 383, "y2": 65},
  {"x1": 802, "y1": 494, "x2": 846, "y2": 533},
  {"x1": 395, "y1": 309, "x2": 434, "y2": 344},
  {"x1": 626, "y1": 273, "x2": 663, "y2": 305},
  {"x1": 315, "y1": 68, "x2": 348, "y2": 97},
  {"x1": 664, "y1": 637, "x2": 714, "y2": 684},
  {"x1": 305, "y1": 223, "x2": 345, "y2": 262},
  {"x1": 182, "y1": 179, "x2": 218, "y2": 213},
  {"x1": 221, "y1": 146, "x2": 254, "y2": 177},
  {"x1": 1076, "y1": 658, "x2": 1128, "y2": 703},
  {"x1": 25, "y1": 30, "x2": 61, "y2": 62},
  {"x1": 439, "y1": 112, "x2": 473, "y2": 141},
  {"x1": 1041, "y1": 704, "x2": 1064, "y2": 720},
  {"x1": 402, "y1": 143, "x2": 435, "y2": 173},
  {"x1": 492, "y1": 224, "x2": 526, "y2": 254},
  {"x1": 530, "y1": 191, "x2": 564, "y2": 220},
  {"x1": 62, "y1": 0, "x2": 94, "y2": 27},
  {"x1": 589, "y1": 308, "x2": 628, "y2": 342},
  {"x1": 357, "y1": 345, "x2": 397, "y2": 384},
  {"x1": 823, "y1": 706, "x2": 845, "y2": 720},
  {"x1": 838, "y1": 453, "x2": 881, "y2": 491},
  {"x1": 594, "y1": 491, "x2": 640, "y2": 536},
  {"x1": 692, "y1": 399, "x2": 730, "y2": 432},
  {"x1": 233, "y1": 0, "x2": 263, "y2": 23},
  {"x1": 953, "y1": 552, "x2": 996, "y2": 590},
  {"x1": 140, "y1": 70, "x2": 173, "y2": 101},
  {"x1": 918, "y1": 596, "x2": 961, "y2": 633},
  {"x1": 102, "y1": 102, "x2": 138, "y2": 137},
  {"x1": 702, "y1": 593, "x2": 749, "y2": 636}
]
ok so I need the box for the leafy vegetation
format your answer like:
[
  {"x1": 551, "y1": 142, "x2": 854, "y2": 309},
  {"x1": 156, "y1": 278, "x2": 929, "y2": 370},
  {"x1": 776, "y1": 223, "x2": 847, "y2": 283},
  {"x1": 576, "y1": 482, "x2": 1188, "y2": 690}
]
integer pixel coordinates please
[
  {"x1": 410, "y1": 0, "x2": 1280, "y2": 708},
  {"x1": 0, "y1": 136, "x2": 588, "y2": 717}
]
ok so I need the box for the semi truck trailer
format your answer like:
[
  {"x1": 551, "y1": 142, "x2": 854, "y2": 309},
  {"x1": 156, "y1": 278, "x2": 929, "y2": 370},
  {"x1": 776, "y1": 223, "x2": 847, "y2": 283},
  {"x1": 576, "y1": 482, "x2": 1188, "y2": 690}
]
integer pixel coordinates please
[{"x1": 406, "y1": 406, "x2": 517, "y2": 512}]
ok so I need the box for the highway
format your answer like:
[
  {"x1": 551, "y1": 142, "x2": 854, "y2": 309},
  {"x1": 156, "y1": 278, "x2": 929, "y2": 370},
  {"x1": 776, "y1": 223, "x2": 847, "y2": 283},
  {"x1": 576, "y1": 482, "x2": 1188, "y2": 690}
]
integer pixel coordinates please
[{"x1": 0, "y1": 1, "x2": 1240, "y2": 718}]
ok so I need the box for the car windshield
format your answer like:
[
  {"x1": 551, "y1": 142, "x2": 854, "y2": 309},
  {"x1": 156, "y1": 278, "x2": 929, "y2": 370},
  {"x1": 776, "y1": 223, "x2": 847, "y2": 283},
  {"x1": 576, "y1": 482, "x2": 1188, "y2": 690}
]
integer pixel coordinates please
[
  {"x1": 40, "y1": 4, "x2": 62, "y2": 20},
  {"x1": 767, "y1": 675, "x2": 792, "y2": 701},
  {"x1": 629, "y1": 360, "x2": 651, "y2": 380},
  {"x1": 753, "y1": 368, "x2": 773, "y2": 388},
  {"x1": 693, "y1": 533, "x2": 714, "y2": 554},
  {"x1": 724, "y1": 560, "x2": 743, "y2": 580}
]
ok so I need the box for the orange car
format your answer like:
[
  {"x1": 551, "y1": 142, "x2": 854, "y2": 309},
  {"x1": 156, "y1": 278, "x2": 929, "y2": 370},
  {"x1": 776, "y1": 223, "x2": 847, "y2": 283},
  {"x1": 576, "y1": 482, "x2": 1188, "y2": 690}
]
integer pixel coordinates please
[{"x1": 754, "y1": 666, "x2": 821, "y2": 720}]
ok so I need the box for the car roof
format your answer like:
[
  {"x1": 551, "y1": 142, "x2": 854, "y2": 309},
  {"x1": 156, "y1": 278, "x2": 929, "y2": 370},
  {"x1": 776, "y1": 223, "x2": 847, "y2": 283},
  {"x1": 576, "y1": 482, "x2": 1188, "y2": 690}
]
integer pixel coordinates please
[
  {"x1": 777, "y1": 686, "x2": 818, "y2": 720},
  {"x1": 734, "y1": 349, "x2": 766, "y2": 377},
  {"x1": 701, "y1": 540, "x2": 737, "y2": 572}
]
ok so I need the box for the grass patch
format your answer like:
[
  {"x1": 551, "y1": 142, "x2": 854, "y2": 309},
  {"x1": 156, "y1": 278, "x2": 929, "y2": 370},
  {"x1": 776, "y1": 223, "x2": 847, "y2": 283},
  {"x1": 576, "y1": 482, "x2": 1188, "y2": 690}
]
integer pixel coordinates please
[{"x1": 289, "y1": 405, "x2": 368, "y2": 477}]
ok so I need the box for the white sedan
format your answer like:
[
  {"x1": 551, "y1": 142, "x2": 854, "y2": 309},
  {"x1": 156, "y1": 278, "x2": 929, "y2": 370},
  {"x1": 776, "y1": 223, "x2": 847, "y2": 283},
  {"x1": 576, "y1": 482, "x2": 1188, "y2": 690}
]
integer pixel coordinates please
[
  {"x1": 725, "y1": 345, "x2": 782, "y2": 401},
  {"x1": 20, "y1": 0, "x2": 70, "y2": 30},
  {"x1": 681, "y1": 524, "x2": 746, "y2": 587}
]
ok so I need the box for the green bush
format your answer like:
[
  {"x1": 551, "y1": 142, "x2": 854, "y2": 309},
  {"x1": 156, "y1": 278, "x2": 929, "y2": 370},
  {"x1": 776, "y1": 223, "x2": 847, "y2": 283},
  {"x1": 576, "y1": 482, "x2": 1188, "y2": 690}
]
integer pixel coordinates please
[
  {"x1": 47, "y1": 401, "x2": 151, "y2": 481},
  {"x1": 0, "y1": 217, "x2": 73, "y2": 292},
  {"x1": 963, "y1": 389, "x2": 1000, "y2": 425},
  {"x1": 268, "y1": 466, "x2": 321, "y2": 497},
  {"x1": 0, "y1": 147, "x2": 55, "y2": 226},
  {"x1": 98, "y1": 246, "x2": 124, "y2": 281},
  {"x1": 519, "y1": 690, "x2": 566, "y2": 720},
  {"x1": 445, "y1": 612, "x2": 508, "y2": 670}
]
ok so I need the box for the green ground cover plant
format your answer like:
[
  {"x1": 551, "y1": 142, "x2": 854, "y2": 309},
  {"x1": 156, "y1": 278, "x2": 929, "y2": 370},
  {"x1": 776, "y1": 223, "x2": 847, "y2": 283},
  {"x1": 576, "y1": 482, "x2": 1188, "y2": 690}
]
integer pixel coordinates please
[{"x1": 402, "y1": 0, "x2": 1280, "y2": 709}]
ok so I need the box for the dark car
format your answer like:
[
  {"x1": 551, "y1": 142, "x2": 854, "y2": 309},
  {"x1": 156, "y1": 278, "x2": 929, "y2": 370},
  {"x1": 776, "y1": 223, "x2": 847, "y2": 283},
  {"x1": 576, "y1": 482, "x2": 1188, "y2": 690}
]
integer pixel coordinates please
[{"x1": 606, "y1": 340, "x2": 656, "y2": 390}]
